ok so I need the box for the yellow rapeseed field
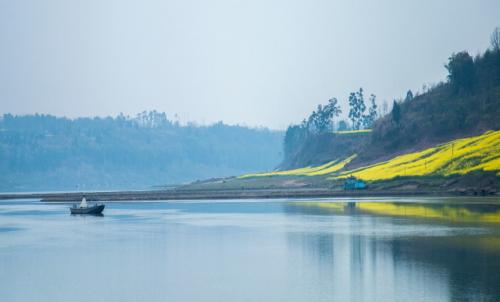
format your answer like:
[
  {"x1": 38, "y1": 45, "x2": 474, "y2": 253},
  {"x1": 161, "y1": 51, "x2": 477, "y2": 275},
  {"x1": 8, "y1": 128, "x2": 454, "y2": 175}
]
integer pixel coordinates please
[
  {"x1": 239, "y1": 160, "x2": 339, "y2": 178},
  {"x1": 239, "y1": 155, "x2": 356, "y2": 178},
  {"x1": 336, "y1": 130, "x2": 500, "y2": 181},
  {"x1": 241, "y1": 130, "x2": 500, "y2": 181}
]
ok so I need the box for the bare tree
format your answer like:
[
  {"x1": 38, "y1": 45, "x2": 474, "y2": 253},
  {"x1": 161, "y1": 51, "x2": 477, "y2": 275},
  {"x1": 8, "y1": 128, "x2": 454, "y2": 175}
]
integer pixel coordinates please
[{"x1": 491, "y1": 27, "x2": 500, "y2": 50}]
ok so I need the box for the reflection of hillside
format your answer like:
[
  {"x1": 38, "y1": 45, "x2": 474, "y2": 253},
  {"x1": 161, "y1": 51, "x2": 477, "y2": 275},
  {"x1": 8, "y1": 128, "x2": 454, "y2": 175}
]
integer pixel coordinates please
[
  {"x1": 390, "y1": 235, "x2": 500, "y2": 301},
  {"x1": 284, "y1": 214, "x2": 449, "y2": 301},
  {"x1": 285, "y1": 201, "x2": 500, "y2": 225},
  {"x1": 284, "y1": 202, "x2": 500, "y2": 301},
  {"x1": 284, "y1": 202, "x2": 351, "y2": 215},
  {"x1": 285, "y1": 223, "x2": 399, "y2": 300}
]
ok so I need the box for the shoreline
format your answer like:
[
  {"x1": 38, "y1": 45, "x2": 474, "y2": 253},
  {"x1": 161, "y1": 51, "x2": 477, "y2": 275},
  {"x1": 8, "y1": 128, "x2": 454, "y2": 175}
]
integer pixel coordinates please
[{"x1": 0, "y1": 188, "x2": 490, "y2": 202}]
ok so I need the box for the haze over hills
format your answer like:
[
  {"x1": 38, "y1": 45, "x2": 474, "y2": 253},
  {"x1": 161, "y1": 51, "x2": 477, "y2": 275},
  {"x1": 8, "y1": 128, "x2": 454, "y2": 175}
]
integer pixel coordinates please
[{"x1": 0, "y1": 112, "x2": 283, "y2": 192}]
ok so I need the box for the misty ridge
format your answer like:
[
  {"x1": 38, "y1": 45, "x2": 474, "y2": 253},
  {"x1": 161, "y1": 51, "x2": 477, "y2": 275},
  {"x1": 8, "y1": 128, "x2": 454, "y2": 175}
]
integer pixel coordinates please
[{"x1": 0, "y1": 111, "x2": 283, "y2": 192}]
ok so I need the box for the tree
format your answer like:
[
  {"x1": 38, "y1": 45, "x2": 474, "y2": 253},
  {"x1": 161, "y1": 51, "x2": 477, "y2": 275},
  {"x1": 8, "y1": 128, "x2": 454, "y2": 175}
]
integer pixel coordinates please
[
  {"x1": 363, "y1": 94, "x2": 378, "y2": 128},
  {"x1": 307, "y1": 107, "x2": 320, "y2": 133},
  {"x1": 325, "y1": 97, "x2": 342, "y2": 119},
  {"x1": 491, "y1": 27, "x2": 500, "y2": 51},
  {"x1": 445, "y1": 51, "x2": 475, "y2": 92},
  {"x1": 307, "y1": 98, "x2": 342, "y2": 134},
  {"x1": 348, "y1": 88, "x2": 366, "y2": 130},
  {"x1": 391, "y1": 100, "x2": 401, "y2": 124},
  {"x1": 322, "y1": 97, "x2": 342, "y2": 132},
  {"x1": 405, "y1": 90, "x2": 414, "y2": 102}
]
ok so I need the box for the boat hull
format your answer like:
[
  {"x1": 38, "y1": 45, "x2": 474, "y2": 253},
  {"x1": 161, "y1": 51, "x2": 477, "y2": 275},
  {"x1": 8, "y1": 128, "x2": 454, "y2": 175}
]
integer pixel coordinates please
[{"x1": 70, "y1": 204, "x2": 105, "y2": 215}]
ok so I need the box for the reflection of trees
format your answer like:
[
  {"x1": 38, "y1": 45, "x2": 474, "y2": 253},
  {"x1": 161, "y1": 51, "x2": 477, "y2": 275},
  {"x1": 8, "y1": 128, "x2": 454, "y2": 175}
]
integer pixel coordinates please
[
  {"x1": 390, "y1": 236, "x2": 500, "y2": 301},
  {"x1": 283, "y1": 201, "x2": 500, "y2": 301},
  {"x1": 286, "y1": 232, "x2": 335, "y2": 267}
]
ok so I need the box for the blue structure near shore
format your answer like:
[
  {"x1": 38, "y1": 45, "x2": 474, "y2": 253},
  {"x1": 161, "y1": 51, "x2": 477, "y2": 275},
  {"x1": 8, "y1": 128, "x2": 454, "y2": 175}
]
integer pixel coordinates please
[{"x1": 344, "y1": 176, "x2": 367, "y2": 190}]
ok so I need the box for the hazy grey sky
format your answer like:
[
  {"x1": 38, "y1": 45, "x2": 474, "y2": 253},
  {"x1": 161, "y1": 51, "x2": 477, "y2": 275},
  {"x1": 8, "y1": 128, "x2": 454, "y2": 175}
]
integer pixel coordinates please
[{"x1": 1, "y1": 0, "x2": 499, "y2": 129}]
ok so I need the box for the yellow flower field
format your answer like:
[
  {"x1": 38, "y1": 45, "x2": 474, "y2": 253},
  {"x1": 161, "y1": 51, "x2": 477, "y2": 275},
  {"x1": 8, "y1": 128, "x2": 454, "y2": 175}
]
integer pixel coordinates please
[
  {"x1": 239, "y1": 155, "x2": 356, "y2": 178},
  {"x1": 241, "y1": 130, "x2": 500, "y2": 181},
  {"x1": 336, "y1": 130, "x2": 500, "y2": 181}
]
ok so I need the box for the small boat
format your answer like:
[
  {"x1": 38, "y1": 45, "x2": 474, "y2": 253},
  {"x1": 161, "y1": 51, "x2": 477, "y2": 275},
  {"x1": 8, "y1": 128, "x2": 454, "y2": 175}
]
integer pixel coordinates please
[{"x1": 70, "y1": 197, "x2": 105, "y2": 215}]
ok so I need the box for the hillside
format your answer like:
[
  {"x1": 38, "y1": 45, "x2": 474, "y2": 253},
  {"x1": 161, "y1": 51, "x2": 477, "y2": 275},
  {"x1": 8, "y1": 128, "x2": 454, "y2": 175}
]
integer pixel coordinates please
[
  {"x1": 245, "y1": 130, "x2": 499, "y2": 181},
  {"x1": 179, "y1": 130, "x2": 496, "y2": 193},
  {"x1": 353, "y1": 48, "x2": 500, "y2": 167},
  {"x1": 276, "y1": 46, "x2": 500, "y2": 177},
  {"x1": 0, "y1": 113, "x2": 283, "y2": 192},
  {"x1": 191, "y1": 47, "x2": 500, "y2": 193},
  {"x1": 336, "y1": 130, "x2": 499, "y2": 181},
  {"x1": 280, "y1": 130, "x2": 370, "y2": 169}
]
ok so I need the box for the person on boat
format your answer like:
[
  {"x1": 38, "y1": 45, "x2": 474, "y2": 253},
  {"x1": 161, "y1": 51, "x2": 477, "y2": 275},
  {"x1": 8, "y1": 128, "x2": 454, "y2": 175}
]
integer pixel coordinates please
[{"x1": 79, "y1": 196, "x2": 88, "y2": 208}]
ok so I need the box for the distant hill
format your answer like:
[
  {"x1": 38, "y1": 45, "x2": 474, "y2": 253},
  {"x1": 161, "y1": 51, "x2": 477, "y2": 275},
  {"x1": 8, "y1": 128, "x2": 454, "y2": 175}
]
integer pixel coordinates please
[{"x1": 0, "y1": 112, "x2": 283, "y2": 192}]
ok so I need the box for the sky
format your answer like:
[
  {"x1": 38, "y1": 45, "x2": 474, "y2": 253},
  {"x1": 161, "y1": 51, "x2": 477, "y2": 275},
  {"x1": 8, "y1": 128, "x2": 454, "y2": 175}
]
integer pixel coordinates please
[{"x1": 0, "y1": 0, "x2": 499, "y2": 129}]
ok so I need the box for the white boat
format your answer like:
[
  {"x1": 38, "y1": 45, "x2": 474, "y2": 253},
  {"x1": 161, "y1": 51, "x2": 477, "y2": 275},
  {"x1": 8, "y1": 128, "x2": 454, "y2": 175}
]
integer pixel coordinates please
[{"x1": 70, "y1": 197, "x2": 105, "y2": 215}]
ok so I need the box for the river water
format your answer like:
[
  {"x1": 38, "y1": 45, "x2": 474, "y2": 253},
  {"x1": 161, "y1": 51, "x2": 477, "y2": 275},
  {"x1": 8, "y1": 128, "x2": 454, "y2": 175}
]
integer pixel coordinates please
[{"x1": 1, "y1": 197, "x2": 500, "y2": 302}]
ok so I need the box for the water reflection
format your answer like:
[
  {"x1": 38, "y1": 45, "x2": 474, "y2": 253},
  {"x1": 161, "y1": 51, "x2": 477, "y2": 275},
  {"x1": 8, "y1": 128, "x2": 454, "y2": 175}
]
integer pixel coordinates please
[
  {"x1": 1, "y1": 199, "x2": 500, "y2": 302},
  {"x1": 286, "y1": 200, "x2": 500, "y2": 225},
  {"x1": 284, "y1": 200, "x2": 500, "y2": 301}
]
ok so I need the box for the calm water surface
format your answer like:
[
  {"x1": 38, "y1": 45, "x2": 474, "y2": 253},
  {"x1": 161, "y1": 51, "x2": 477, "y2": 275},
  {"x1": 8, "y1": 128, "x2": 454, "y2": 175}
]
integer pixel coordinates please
[{"x1": 1, "y1": 197, "x2": 500, "y2": 302}]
